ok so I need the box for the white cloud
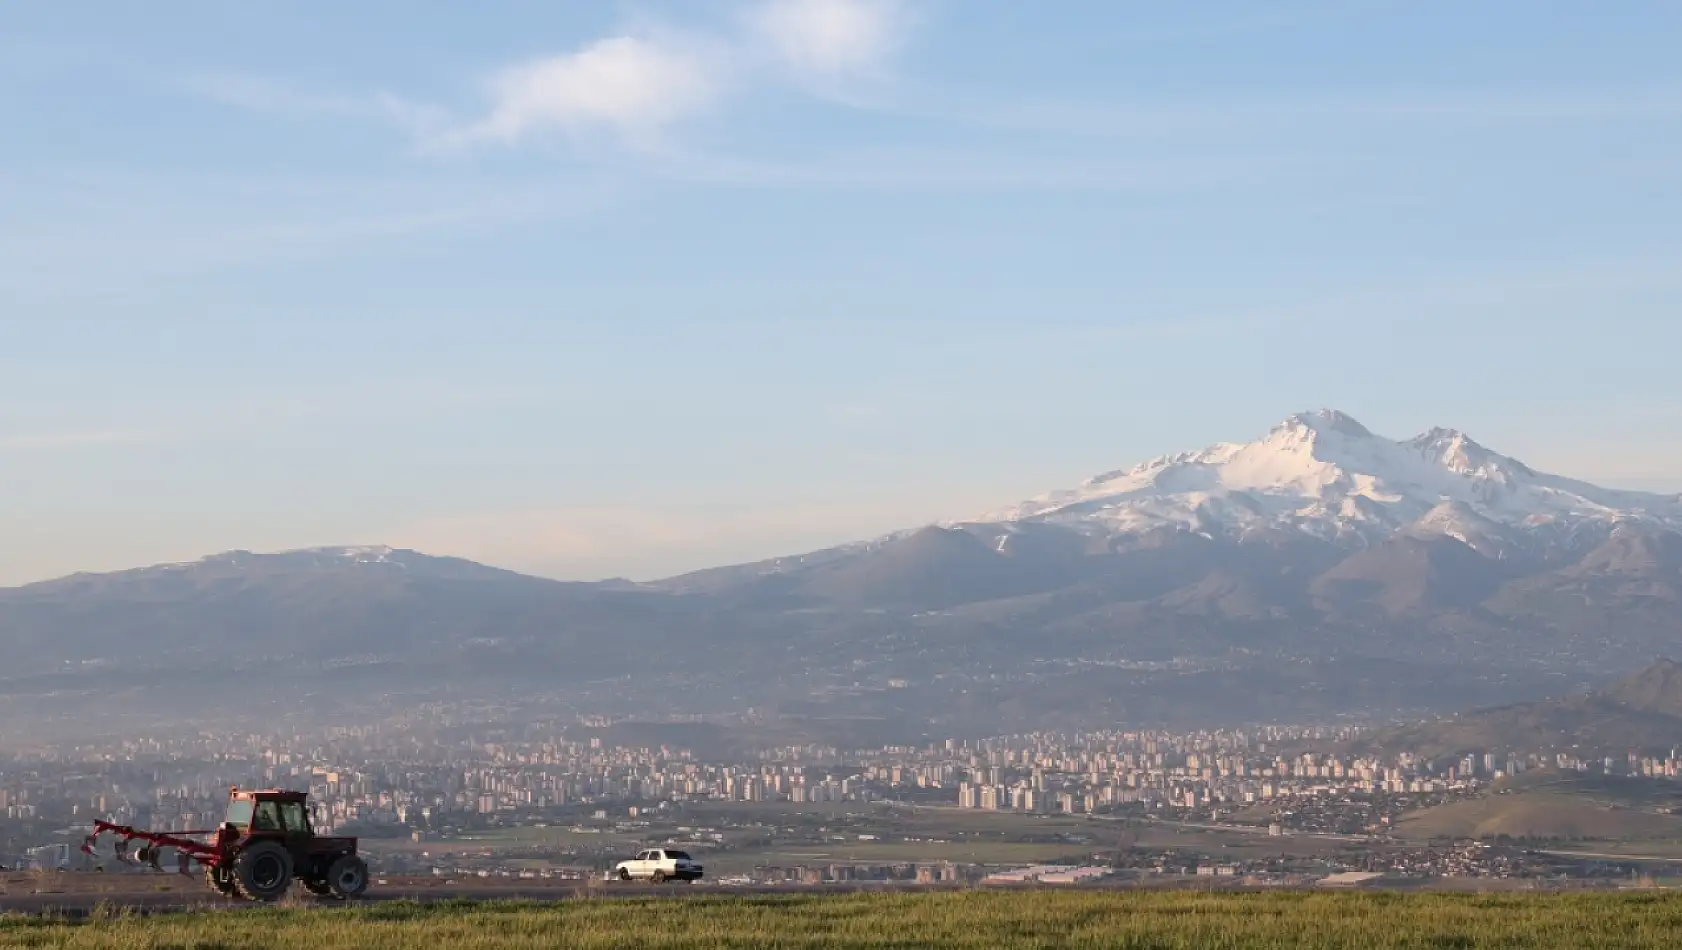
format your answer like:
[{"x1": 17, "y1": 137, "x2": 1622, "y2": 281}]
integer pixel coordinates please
[
  {"x1": 448, "y1": 35, "x2": 724, "y2": 147},
  {"x1": 748, "y1": 0, "x2": 910, "y2": 76},
  {"x1": 186, "y1": 4, "x2": 921, "y2": 153}
]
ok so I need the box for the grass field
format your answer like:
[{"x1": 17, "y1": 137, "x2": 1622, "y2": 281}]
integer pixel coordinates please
[
  {"x1": 1394, "y1": 794, "x2": 1682, "y2": 842},
  {"x1": 1394, "y1": 772, "x2": 1682, "y2": 844},
  {"x1": 365, "y1": 803, "x2": 1120, "y2": 873},
  {"x1": 361, "y1": 803, "x2": 1384, "y2": 876},
  {"x1": 8, "y1": 891, "x2": 1682, "y2": 948}
]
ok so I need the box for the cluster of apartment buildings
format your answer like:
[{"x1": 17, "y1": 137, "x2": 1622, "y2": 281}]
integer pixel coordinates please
[
  {"x1": 948, "y1": 740, "x2": 1682, "y2": 816},
  {"x1": 6, "y1": 720, "x2": 1682, "y2": 864}
]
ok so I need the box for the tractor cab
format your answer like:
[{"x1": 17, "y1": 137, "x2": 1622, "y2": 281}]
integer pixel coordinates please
[{"x1": 221, "y1": 789, "x2": 312, "y2": 837}]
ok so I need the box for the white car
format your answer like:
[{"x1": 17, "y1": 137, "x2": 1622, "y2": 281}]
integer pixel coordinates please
[{"x1": 613, "y1": 848, "x2": 704, "y2": 882}]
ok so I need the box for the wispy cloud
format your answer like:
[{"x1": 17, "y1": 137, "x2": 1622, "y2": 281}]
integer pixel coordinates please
[
  {"x1": 442, "y1": 34, "x2": 727, "y2": 150},
  {"x1": 746, "y1": 0, "x2": 911, "y2": 78},
  {"x1": 181, "y1": 74, "x2": 450, "y2": 138},
  {"x1": 172, "y1": 1, "x2": 1682, "y2": 189},
  {"x1": 188, "y1": 0, "x2": 918, "y2": 155},
  {"x1": 437, "y1": 1, "x2": 910, "y2": 150}
]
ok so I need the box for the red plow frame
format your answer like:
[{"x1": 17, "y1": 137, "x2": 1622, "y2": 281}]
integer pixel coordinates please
[{"x1": 80, "y1": 820, "x2": 225, "y2": 874}]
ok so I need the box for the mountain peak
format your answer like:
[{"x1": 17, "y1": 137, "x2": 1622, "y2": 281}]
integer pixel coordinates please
[
  {"x1": 975, "y1": 408, "x2": 1682, "y2": 543},
  {"x1": 1274, "y1": 409, "x2": 1373, "y2": 440},
  {"x1": 1602, "y1": 658, "x2": 1682, "y2": 717},
  {"x1": 1405, "y1": 427, "x2": 1531, "y2": 478}
]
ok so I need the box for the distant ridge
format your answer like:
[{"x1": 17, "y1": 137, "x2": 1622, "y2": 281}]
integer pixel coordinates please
[{"x1": 1359, "y1": 659, "x2": 1682, "y2": 758}]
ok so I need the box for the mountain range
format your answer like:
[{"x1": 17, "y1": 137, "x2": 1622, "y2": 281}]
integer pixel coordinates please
[{"x1": 4, "y1": 409, "x2": 1679, "y2": 739}]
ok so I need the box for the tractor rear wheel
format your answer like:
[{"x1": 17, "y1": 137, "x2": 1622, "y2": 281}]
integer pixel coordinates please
[
  {"x1": 231, "y1": 841, "x2": 293, "y2": 901},
  {"x1": 326, "y1": 855, "x2": 370, "y2": 900},
  {"x1": 204, "y1": 865, "x2": 236, "y2": 897}
]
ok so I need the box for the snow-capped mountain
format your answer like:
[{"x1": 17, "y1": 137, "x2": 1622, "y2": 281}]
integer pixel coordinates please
[
  {"x1": 186, "y1": 545, "x2": 407, "y2": 568},
  {"x1": 971, "y1": 409, "x2": 1682, "y2": 548},
  {"x1": 9, "y1": 412, "x2": 1682, "y2": 736}
]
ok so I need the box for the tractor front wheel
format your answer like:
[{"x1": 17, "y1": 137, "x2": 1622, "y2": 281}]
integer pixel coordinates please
[
  {"x1": 204, "y1": 865, "x2": 236, "y2": 897},
  {"x1": 326, "y1": 855, "x2": 370, "y2": 900},
  {"x1": 231, "y1": 841, "x2": 294, "y2": 902}
]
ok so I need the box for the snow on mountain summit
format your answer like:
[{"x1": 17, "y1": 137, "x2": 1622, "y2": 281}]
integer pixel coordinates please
[{"x1": 973, "y1": 409, "x2": 1682, "y2": 545}]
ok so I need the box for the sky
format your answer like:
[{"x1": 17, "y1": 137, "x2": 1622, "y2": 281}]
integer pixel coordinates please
[{"x1": 3, "y1": 0, "x2": 1681, "y2": 585}]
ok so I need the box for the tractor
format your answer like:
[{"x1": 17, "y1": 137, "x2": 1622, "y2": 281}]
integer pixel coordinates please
[{"x1": 82, "y1": 787, "x2": 369, "y2": 901}]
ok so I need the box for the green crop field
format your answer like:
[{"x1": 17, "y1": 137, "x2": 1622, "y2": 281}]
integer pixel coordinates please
[{"x1": 8, "y1": 891, "x2": 1682, "y2": 948}]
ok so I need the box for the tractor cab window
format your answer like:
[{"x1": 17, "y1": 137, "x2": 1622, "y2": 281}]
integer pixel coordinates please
[
  {"x1": 251, "y1": 801, "x2": 282, "y2": 831},
  {"x1": 279, "y1": 801, "x2": 311, "y2": 834},
  {"x1": 223, "y1": 799, "x2": 255, "y2": 829}
]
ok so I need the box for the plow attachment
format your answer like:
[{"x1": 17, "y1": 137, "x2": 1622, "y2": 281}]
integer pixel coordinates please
[{"x1": 80, "y1": 821, "x2": 220, "y2": 874}]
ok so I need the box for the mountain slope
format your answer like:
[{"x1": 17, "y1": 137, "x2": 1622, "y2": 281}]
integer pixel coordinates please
[
  {"x1": 1310, "y1": 534, "x2": 1511, "y2": 614},
  {"x1": 1360, "y1": 660, "x2": 1682, "y2": 757},
  {"x1": 1394, "y1": 769, "x2": 1682, "y2": 841}
]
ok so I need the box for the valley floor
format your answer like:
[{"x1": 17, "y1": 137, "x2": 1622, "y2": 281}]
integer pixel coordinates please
[{"x1": 7, "y1": 891, "x2": 1682, "y2": 949}]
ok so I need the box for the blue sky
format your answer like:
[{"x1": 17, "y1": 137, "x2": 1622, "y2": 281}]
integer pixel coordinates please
[{"x1": 3, "y1": 0, "x2": 1681, "y2": 584}]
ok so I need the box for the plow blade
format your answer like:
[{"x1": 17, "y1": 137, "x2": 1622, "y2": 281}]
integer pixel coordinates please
[{"x1": 80, "y1": 821, "x2": 217, "y2": 873}]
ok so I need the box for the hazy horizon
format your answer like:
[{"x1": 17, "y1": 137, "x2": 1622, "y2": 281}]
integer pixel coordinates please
[
  {"x1": 6, "y1": 404, "x2": 1681, "y2": 587},
  {"x1": 6, "y1": 1, "x2": 1682, "y2": 586}
]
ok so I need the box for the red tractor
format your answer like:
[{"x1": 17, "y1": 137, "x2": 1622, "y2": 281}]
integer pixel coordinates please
[{"x1": 82, "y1": 787, "x2": 369, "y2": 901}]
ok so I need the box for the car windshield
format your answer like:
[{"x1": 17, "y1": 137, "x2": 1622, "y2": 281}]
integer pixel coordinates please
[
  {"x1": 664, "y1": 851, "x2": 692, "y2": 860},
  {"x1": 223, "y1": 799, "x2": 254, "y2": 828}
]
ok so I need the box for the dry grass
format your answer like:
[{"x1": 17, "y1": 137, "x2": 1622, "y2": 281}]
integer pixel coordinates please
[
  {"x1": 1397, "y1": 793, "x2": 1682, "y2": 841},
  {"x1": 6, "y1": 891, "x2": 1682, "y2": 948}
]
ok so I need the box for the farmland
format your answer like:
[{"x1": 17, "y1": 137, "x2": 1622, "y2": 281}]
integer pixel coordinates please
[{"x1": 7, "y1": 891, "x2": 1682, "y2": 948}]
